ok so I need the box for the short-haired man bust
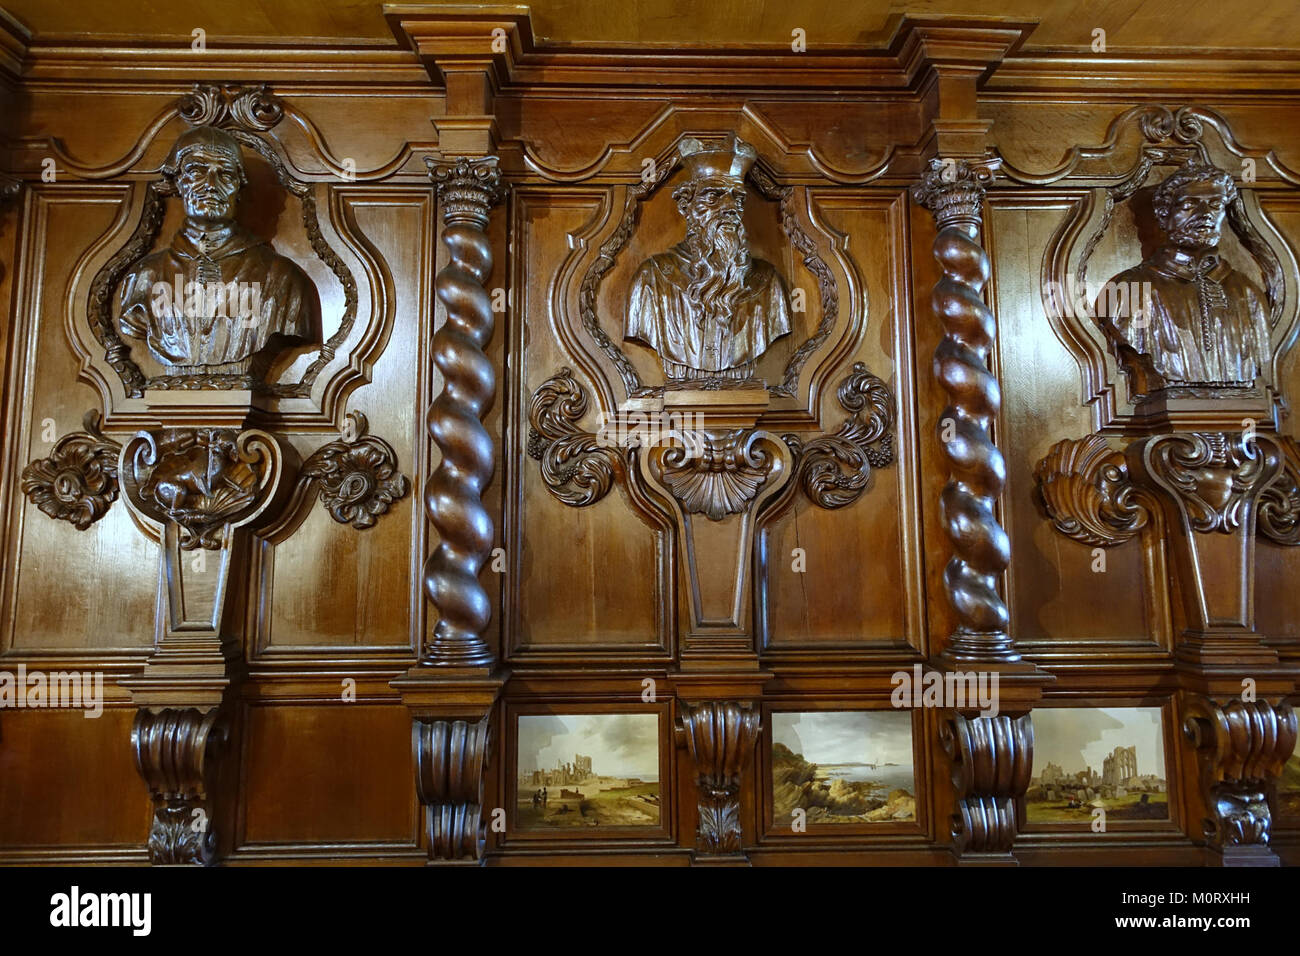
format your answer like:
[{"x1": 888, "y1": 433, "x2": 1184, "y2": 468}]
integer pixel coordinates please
[
  {"x1": 117, "y1": 125, "x2": 319, "y2": 382},
  {"x1": 625, "y1": 138, "x2": 792, "y2": 384},
  {"x1": 1096, "y1": 160, "x2": 1272, "y2": 392}
]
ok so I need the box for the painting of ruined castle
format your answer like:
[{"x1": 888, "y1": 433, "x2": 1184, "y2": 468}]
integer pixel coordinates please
[
  {"x1": 515, "y1": 713, "x2": 660, "y2": 828},
  {"x1": 1027, "y1": 707, "x2": 1168, "y2": 824},
  {"x1": 771, "y1": 711, "x2": 915, "y2": 825}
]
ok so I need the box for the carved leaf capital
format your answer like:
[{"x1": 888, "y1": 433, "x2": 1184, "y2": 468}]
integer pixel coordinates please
[
  {"x1": 427, "y1": 156, "x2": 505, "y2": 227},
  {"x1": 911, "y1": 156, "x2": 1001, "y2": 229}
]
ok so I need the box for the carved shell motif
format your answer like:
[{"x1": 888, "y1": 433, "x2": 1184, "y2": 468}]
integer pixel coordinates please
[
  {"x1": 20, "y1": 410, "x2": 122, "y2": 530},
  {"x1": 1033, "y1": 434, "x2": 1151, "y2": 546},
  {"x1": 659, "y1": 429, "x2": 772, "y2": 521}
]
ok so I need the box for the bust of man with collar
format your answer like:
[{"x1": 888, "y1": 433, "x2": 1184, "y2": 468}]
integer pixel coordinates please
[
  {"x1": 1096, "y1": 160, "x2": 1272, "y2": 393},
  {"x1": 117, "y1": 124, "x2": 318, "y2": 382}
]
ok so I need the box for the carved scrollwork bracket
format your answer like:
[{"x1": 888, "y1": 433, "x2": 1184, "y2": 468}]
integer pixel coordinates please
[
  {"x1": 300, "y1": 411, "x2": 409, "y2": 529},
  {"x1": 676, "y1": 701, "x2": 761, "y2": 858},
  {"x1": 132, "y1": 707, "x2": 225, "y2": 865},
  {"x1": 413, "y1": 715, "x2": 492, "y2": 862},
  {"x1": 783, "y1": 361, "x2": 895, "y2": 509},
  {"x1": 941, "y1": 713, "x2": 1034, "y2": 859},
  {"x1": 1183, "y1": 696, "x2": 1298, "y2": 865},
  {"x1": 21, "y1": 410, "x2": 122, "y2": 530}
]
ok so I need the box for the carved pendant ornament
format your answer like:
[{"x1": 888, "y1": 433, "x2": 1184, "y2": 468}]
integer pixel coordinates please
[{"x1": 132, "y1": 707, "x2": 224, "y2": 866}]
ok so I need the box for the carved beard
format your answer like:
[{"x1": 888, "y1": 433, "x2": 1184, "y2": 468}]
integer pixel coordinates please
[{"x1": 682, "y1": 206, "x2": 750, "y2": 329}]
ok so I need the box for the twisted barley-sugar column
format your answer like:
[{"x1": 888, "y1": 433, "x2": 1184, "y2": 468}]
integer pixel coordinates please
[
  {"x1": 423, "y1": 156, "x2": 504, "y2": 667},
  {"x1": 912, "y1": 157, "x2": 1018, "y2": 665}
]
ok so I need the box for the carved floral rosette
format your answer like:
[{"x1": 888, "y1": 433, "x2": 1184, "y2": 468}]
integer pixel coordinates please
[
  {"x1": 20, "y1": 410, "x2": 122, "y2": 530},
  {"x1": 300, "y1": 411, "x2": 409, "y2": 529}
]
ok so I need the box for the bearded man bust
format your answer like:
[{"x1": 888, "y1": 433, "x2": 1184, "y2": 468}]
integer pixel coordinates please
[
  {"x1": 625, "y1": 138, "x2": 792, "y2": 384},
  {"x1": 117, "y1": 124, "x2": 319, "y2": 383},
  {"x1": 1096, "y1": 159, "x2": 1272, "y2": 393}
]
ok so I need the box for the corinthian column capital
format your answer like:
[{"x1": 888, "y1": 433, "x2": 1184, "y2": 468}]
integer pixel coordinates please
[
  {"x1": 426, "y1": 156, "x2": 505, "y2": 227},
  {"x1": 911, "y1": 156, "x2": 1000, "y2": 231}
]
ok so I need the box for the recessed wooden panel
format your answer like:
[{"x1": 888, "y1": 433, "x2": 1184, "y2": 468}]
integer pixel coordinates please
[
  {"x1": 238, "y1": 703, "x2": 417, "y2": 847},
  {"x1": 0, "y1": 707, "x2": 150, "y2": 847}
]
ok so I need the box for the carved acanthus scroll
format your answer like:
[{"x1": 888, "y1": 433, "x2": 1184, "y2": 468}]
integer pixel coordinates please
[
  {"x1": 526, "y1": 367, "x2": 623, "y2": 507},
  {"x1": 1033, "y1": 434, "x2": 1153, "y2": 546},
  {"x1": 784, "y1": 362, "x2": 894, "y2": 509}
]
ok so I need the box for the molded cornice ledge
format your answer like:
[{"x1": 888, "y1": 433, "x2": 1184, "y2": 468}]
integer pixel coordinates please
[{"x1": 384, "y1": 6, "x2": 1037, "y2": 94}]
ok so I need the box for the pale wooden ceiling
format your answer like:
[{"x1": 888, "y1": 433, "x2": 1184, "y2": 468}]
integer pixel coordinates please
[{"x1": 4, "y1": 0, "x2": 1300, "y2": 51}]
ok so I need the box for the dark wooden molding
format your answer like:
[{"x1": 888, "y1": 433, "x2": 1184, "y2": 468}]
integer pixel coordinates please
[
  {"x1": 131, "y1": 707, "x2": 225, "y2": 865},
  {"x1": 1183, "y1": 695, "x2": 1298, "y2": 866},
  {"x1": 676, "y1": 700, "x2": 762, "y2": 861}
]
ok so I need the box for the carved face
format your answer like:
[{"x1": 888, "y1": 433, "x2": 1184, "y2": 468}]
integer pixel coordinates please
[
  {"x1": 682, "y1": 181, "x2": 746, "y2": 235},
  {"x1": 1161, "y1": 178, "x2": 1230, "y2": 251},
  {"x1": 175, "y1": 146, "x2": 243, "y2": 224}
]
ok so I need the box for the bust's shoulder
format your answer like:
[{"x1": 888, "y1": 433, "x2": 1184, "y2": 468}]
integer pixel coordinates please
[{"x1": 632, "y1": 249, "x2": 685, "y2": 285}]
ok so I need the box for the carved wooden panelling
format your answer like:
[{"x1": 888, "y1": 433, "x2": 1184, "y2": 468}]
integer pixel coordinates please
[{"x1": 2, "y1": 6, "x2": 1300, "y2": 870}]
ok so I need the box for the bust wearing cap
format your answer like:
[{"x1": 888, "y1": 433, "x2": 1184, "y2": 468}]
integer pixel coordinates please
[
  {"x1": 116, "y1": 125, "x2": 319, "y2": 382},
  {"x1": 625, "y1": 137, "x2": 792, "y2": 384}
]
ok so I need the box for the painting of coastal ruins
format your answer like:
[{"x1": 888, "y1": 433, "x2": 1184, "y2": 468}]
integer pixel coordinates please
[
  {"x1": 1279, "y1": 735, "x2": 1300, "y2": 817},
  {"x1": 515, "y1": 713, "x2": 660, "y2": 828},
  {"x1": 771, "y1": 711, "x2": 915, "y2": 825},
  {"x1": 1027, "y1": 707, "x2": 1168, "y2": 824}
]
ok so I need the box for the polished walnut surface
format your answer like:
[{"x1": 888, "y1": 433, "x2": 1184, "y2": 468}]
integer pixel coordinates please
[{"x1": 0, "y1": 3, "x2": 1298, "y2": 867}]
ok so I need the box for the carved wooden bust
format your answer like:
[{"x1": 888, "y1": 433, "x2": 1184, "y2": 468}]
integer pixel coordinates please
[
  {"x1": 116, "y1": 125, "x2": 320, "y2": 383},
  {"x1": 625, "y1": 137, "x2": 792, "y2": 384},
  {"x1": 1096, "y1": 160, "x2": 1272, "y2": 391}
]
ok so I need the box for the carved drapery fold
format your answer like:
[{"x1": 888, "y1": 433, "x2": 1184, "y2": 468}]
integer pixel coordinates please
[
  {"x1": 132, "y1": 708, "x2": 224, "y2": 866},
  {"x1": 413, "y1": 715, "x2": 491, "y2": 861},
  {"x1": 1183, "y1": 697, "x2": 1297, "y2": 864},
  {"x1": 421, "y1": 156, "x2": 505, "y2": 667},
  {"x1": 913, "y1": 157, "x2": 1017, "y2": 664},
  {"x1": 677, "y1": 701, "x2": 761, "y2": 856},
  {"x1": 20, "y1": 410, "x2": 122, "y2": 530},
  {"x1": 941, "y1": 713, "x2": 1034, "y2": 856}
]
